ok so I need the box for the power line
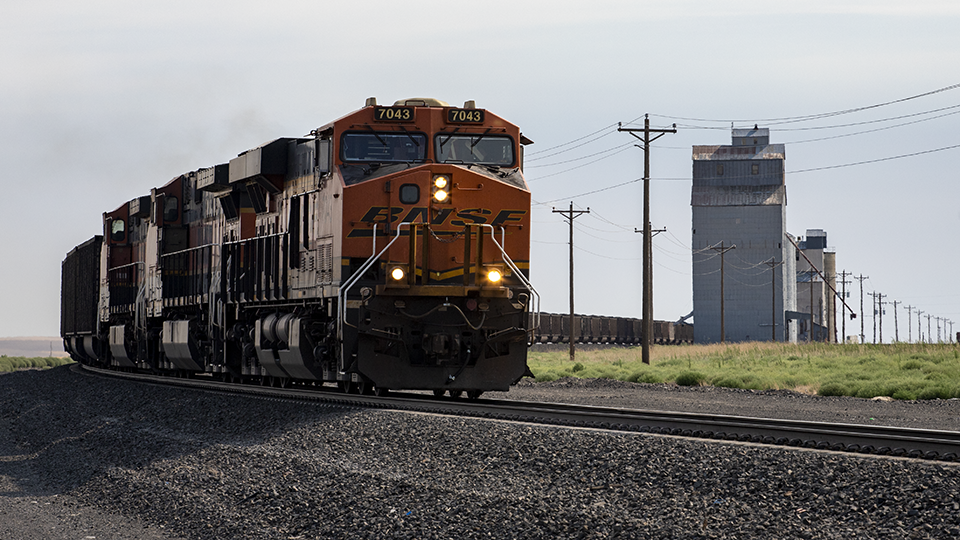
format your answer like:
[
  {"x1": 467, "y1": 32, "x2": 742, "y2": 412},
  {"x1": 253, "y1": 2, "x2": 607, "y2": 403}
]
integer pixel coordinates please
[
  {"x1": 525, "y1": 129, "x2": 620, "y2": 162},
  {"x1": 648, "y1": 82, "x2": 960, "y2": 125},
  {"x1": 535, "y1": 176, "x2": 642, "y2": 206},
  {"x1": 533, "y1": 138, "x2": 960, "y2": 206},
  {"x1": 526, "y1": 145, "x2": 634, "y2": 181},
  {"x1": 525, "y1": 85, "x2": 960, "y2": 173},
  {"x1": 790, "y1": 143, "x2": 960, "y2": 174},
  {"x1": 665, "y1": 102, "x2": 960, "y2": 134},
  {"x1": 525, "y1": 141, "x2": 634, "y2": 168},
  {"x1": 781, "y1": 108, "x2": 960, "y2": 144},
  {"x1": 525, "y1": 122, "x2": 622, "y2": 157}
]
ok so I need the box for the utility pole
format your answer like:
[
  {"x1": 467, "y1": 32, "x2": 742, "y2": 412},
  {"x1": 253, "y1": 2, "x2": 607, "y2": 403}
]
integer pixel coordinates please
[
  {"x1": 810, "y1": 272, "x2": 816, "y2": 342},
  {"x1": 619, "y1": 117, "x2": 676, "y2": 364},
  {"x1": 710, "y1": 242, "x2": 736, "y2": 343},
  {"x1": 877, "y1": 293, "x2": 886, "y2": 344},
  {"x1": 839, "y1": 270, "x2": 853, "y2": 343},
  {"x1": 635, "y1": 225, "x2": 665, "y2": 356},
  {"x1": 824, "y1": 271, "x2": 834, "y2": 343},
  {"x1": 936, "y1": 316, "x2": 943, "y2": 343},
  {"x1": 917, "y1": 310, "x2": 924, "y2": 343},
  {"x1": 926, "y1": 313, "x2": 933, "y2": 345},
  {"x1": 905, "y1": 305, "x2": 914, "y2": 343},
  {"x1": 891, "y1": 300, "x2": 900, "y2": 343},
  {"x1": 764, "y1": 259, "x2": 783, "y2": 341},
  {"x1": 855, "y1": 275, "x2": 868, "y2": 344},
  {"x1": 868, "y1": 292, "x2": 878, "y2": 344},
  {"x1": 553, "y1": 202, "x2": 590, "y2": 364}
]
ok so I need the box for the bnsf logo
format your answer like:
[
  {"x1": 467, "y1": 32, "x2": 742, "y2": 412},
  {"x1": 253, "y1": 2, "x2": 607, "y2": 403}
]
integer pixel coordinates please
[{"x1": 349, "y1": 206, "x2": 526, "y2": 238}]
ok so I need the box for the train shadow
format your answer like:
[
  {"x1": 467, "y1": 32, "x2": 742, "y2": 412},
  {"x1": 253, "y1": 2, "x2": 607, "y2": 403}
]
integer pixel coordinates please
[{"x1": 0, "y1": 365, "x2": 358, "y2": 499}]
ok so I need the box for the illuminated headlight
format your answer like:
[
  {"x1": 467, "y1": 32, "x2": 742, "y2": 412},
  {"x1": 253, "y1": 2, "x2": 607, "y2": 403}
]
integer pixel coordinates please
[
  {"x1": 433, "y1": 189, "x2": 449, "y2": 202},
  {"x1": 434, "y1": 176, "x2": 449, "y2": 189},
  {"x1": 390, "y1": 266, "x2": 405, "y2": 281},
  {"x1": 487, "y1": 268, "x2": 503, "y2": 283}
]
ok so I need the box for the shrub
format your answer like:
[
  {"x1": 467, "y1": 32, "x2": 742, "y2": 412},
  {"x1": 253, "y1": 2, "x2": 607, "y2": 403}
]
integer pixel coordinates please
[
  {"x1": 712, "y1": 377, "x2": 744, "y2": 390},
  {"x1": 628, "y1": 371, "x2": 662, "y2": 384},
  {"x1": 855, "y1": 384, "x2": 891, "y2": 399},
  {"x1": 917, "y1": 386, "x2": 950, "y2": 400},
  {"x1": 818, "y1": 382, "x2": 851, "y2": 397},
  {"x1": 892, "y1": 389, "x2": 918, "y2": 400},
  {"x1": 901, "y1": 360, "x2": 924, "y2": 370},
  {"x1": 535, "y1": 371, "x2": 559, "y2": 383},
  {"x1": 572, "y1": 362, "x2": 585, "y2": 373},
  {"x1": 675, "y1": 371, "x2": 706, "y2": 387}
]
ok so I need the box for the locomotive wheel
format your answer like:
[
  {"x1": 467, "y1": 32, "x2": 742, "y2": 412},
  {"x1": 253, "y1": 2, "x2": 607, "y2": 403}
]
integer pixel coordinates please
[
  {"x1": 467, "y1": 390, "x2": 483, "y2": 400},
  {"x1": 449, "y1": 390, "x2": 463, "y2": 399},
  {"x1": 374, "y1": 387, "x2": 390, "y2": 397},
  {"x1": 338, "y1": 381, "x2": 359, "y2": 394},
  {"x1": 358, "y1": 381, "x2": 374, "y2": 395},
  {"x1": 433, "y1": 390, "x2": 446, "y2": 397}
]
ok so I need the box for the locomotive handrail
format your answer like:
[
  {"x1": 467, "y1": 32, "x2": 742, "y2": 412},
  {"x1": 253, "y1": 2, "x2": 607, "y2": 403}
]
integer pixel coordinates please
[
  {"x1": 159, "y1": 242, "x2": 217, "y2": 257},
  {"x1": 337, "y1": 222, "x2": 412, "y2": 361},
  {"x1": 222, "y1": 232, "x2": 286, "y2": 246},
  {"x1": 480, "y1": 224, "x2": 540, "y2": 332},
  {"x1": 107, "y1": 261, "x2": 144, "y2": 272}
]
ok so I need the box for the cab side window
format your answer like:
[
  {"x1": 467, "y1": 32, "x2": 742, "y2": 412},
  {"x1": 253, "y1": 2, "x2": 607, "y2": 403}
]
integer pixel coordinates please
[
  {"x1": 163, "y1": 196, "x2": 179, "y2": 223},
  {"x1": 111, "y1": 219, "x2": 126, "y2": 243}
]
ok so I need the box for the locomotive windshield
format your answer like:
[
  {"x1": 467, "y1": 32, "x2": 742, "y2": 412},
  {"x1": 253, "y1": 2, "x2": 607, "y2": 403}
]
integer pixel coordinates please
[
  {"x1": 435, "y1": 134, "x2": 515, "y2": 166},
  {"x1": 341, "y1": 132, "x2": 426, "y2": 163}
]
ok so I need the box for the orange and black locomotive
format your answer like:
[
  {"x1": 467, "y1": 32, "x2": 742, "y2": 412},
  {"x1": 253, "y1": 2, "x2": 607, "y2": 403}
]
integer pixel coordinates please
[{"x1": 61, "y1": 97, "x2": 538, "y2": 398}]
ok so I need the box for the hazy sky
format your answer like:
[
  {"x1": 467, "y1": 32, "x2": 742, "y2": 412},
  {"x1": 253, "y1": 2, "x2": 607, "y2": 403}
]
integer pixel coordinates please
[{"x1": 3, "y1": 1, "x2": 958, "y2": 342}]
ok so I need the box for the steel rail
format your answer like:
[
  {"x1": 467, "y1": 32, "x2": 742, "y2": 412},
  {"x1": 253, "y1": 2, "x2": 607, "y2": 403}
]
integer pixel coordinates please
[{"x1": 76, "y1": 364, "x2": 960, "y2": 461}]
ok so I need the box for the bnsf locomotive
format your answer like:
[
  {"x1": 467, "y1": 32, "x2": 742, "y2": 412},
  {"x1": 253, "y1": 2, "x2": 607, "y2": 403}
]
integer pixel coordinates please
[{"x1": 61, "y1": 97, "x2": 538, "y2": 398}]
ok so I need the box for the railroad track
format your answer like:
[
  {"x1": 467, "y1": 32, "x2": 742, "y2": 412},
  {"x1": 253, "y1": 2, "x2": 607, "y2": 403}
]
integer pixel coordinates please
[{"x1": 76, "y1": 364, "x2": 960, "y2": 462}]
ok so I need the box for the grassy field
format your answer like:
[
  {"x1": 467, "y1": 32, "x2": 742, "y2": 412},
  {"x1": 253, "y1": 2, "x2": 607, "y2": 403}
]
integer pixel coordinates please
[
  {"x1": 530, "y1": 342, "x2": 960, "y2": 400},
  {"x1": 0, "y1": 356, "x2": 74, "y2": 372}
]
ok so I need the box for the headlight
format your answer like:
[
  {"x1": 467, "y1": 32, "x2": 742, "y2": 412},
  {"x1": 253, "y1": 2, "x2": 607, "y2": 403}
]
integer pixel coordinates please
[
  {"x1": 432, "y1": 175, "x2": 451, "y2": 204},
  {"x1": 487, "y1": 268, "x2": 503, "y2": 283},
  {"x1": 390, "y1": 266, "x2": 405, "y2": 281}
]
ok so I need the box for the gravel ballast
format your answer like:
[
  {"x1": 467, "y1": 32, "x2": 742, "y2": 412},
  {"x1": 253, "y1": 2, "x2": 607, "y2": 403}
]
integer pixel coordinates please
[{"x1": 3, "y1": 366, "x2": 960, "y2": 539}]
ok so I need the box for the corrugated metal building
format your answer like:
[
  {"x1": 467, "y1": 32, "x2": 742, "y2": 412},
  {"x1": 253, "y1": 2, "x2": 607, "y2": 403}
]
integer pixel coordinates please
[{"x1": 691, "y1": 128, "x2": 798, "y2": 343}]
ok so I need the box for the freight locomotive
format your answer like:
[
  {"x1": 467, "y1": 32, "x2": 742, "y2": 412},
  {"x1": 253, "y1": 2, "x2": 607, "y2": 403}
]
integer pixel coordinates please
[{"x1": 61, "y1": 97, "x2": 538, "y2": 398}]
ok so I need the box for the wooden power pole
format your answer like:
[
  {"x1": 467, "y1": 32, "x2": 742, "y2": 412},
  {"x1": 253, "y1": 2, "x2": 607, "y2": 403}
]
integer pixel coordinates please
[
  {"x1": 710, "y1": 242, "x2": 736, "y2": 343},
  {"x1": 618, "y1": 116, "x2": 676, "y2": 363},
  {"x1": 764, "y1": 258, "x2": 783, "y2": 341},
  {"x1": 552, "y1": 202, "x2": 590, "y2": 363}
]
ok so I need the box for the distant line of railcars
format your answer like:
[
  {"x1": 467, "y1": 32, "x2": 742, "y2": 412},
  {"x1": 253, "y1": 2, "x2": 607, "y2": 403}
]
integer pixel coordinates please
[{"x1": 533, "y1": 313, "x2": 693, "y2": 345}]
